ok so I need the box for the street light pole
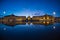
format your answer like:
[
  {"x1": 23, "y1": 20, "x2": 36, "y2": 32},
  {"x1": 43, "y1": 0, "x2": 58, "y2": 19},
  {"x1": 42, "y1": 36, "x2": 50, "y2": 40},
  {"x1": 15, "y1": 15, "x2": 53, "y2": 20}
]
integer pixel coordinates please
[{"x1": 53, "y1": 12, "x2": 56, "y2": 21}]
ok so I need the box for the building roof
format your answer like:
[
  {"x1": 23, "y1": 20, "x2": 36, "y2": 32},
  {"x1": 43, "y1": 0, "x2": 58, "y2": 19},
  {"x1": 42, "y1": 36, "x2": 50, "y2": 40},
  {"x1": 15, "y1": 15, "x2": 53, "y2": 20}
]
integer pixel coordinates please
[{"x1": 4, "y1": 14, "x2": 15, "y2": 17}]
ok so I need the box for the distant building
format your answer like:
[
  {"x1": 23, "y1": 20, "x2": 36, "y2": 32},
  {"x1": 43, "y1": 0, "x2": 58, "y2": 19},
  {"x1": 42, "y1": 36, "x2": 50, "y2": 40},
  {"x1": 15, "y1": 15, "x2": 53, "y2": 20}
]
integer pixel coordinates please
[
  {"x1": 55, "y1": 17, "x2": 60, "y2": 22},
  {"x1": 32, "y1": 14, "x2": 54, "y2": 22},
  {"x1": 0, "y1": 14, "x2": 60, "y2": 26},
  {"x1": 0, "y1": 14, "x2": 26, "y2": 26}
]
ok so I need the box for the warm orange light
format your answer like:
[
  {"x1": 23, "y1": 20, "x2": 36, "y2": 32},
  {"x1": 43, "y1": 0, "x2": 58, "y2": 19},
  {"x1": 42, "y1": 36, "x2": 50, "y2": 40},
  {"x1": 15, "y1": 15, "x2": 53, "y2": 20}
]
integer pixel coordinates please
[
  {"x1": 47, "y1": 17, "x2": 49, "y2": 19},
  {"x1": 43, "y1": 17, "x2": 45, "y2": 19},
  {"x1": 28, "y1": 16, "x2": 31, "y2": 20},
  {"x1": 47, "y1": 22, "x2": 49, "y2": 24},
  {"x1": 43, "y1": 21, "x2": 45, "y2": 24},
  {"x1": 16, "y1": 18, "x2": 22, "y2": 21}
]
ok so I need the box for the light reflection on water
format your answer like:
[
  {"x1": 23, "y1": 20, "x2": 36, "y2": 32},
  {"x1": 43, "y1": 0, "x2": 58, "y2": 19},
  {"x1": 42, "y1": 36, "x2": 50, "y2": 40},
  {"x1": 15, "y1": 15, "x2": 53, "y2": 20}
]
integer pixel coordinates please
[
  {"x1": 0, "y1": 23, "x2": 60, "y2": 33},
  {"x1": 0, "y1": 23, "x2": 60, "y2": 40}
]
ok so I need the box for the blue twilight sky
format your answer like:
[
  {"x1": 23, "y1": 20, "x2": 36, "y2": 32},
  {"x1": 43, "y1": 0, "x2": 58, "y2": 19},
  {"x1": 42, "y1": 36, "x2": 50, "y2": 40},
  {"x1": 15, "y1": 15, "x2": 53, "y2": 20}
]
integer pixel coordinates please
[{"x1": 0, "y1": 0, "x2": 60, "y2": 17}]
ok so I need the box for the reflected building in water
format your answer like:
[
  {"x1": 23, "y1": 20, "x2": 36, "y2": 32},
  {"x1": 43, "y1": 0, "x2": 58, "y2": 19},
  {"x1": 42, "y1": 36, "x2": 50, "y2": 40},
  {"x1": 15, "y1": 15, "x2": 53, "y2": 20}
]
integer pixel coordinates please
[{"x1": 0, "y1": 14, "x2": 60, "y2": 26}]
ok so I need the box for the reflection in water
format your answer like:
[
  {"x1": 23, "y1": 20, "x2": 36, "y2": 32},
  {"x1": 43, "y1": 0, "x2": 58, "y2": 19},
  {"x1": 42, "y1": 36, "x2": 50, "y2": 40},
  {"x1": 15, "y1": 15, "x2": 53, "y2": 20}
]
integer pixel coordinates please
[
  {"x1": 3, "y1": 28, "x2": 6, "y2": 30},
  {"x1": 53, "y1": 26, "x2": 56, "y2": 29},
  {"x1": 0, "y1": 14, "x2": 60, "y2": 26},
  {"x1": 0, "y1": 20, "x2": 60, "y2": 26},
  {"x1": 0, "y1": 22, "x2": 60, "y2": 40}
]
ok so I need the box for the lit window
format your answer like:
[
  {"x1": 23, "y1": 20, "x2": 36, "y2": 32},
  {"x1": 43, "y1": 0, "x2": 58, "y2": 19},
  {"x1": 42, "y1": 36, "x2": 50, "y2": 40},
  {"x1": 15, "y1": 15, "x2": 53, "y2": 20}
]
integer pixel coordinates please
[
  {"x1": 43, "y1": 21, "x2": 45, "y2": 24},
  {"x1": 43, "y1": 17, "x2": 45, "y2": 19},
  {"x1": 47, "y1": 17, "x2": 49, "y2": 19},
  {"x1": 47, "y1": 22, "x2": 49, "y2": 24}
]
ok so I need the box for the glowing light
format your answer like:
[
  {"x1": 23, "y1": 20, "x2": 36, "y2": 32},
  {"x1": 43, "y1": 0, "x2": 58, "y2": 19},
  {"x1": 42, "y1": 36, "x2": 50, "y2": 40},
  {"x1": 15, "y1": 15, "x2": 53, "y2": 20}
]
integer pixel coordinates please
[
  {"x1": 28, "y1": 16, "x2": 31, "y2": 20},
  {"x1": 53, "y1": 12, "x2": 56, "y2": 15},
  {"x1": 47, "y1": 17, "x2": 49, "y2": 19},
  {"x1": 53, "y1": 26, "x2": 56, "y2": 29},
  {"x1": 30, "y1": 23, "x2": 33, "y2": 25},
  {"x1": 47, "y1": 22, "x2": 49, "y2": 24},
  {"x1": 3, "y1": 11, "x2": 6, "y2": 14},
  {"x1": 43, "y1": 21, "x2": 45, "y2": 24},
  {"x1": 43, "y1": 17, "x2": 45, "y2": 19},
  {"x1": 26, "y1": 23, "x2": 28, "y2": 25},
  {"x1": 17, "y1": 18, "x2": 22, "y2": 21},
  {"x1": 3, "y1": 28, "x2": 6, "y2": 30}
]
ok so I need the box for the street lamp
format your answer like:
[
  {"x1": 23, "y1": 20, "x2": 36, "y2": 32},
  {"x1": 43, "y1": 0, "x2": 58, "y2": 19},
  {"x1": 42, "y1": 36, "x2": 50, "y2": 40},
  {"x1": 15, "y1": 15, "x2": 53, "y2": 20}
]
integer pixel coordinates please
[
  {"x1": 53, "y1": 12, "x2": 56, "y2": 22},
  {"x1": 53, "y1": 12, "x2": 56, "y2": 28},
  {"x1": 53, "y1": 12, "x2": 56, "y2": 16},
  {"x1": 3, "y1": 11, "x2": 6, "y2": 14}
]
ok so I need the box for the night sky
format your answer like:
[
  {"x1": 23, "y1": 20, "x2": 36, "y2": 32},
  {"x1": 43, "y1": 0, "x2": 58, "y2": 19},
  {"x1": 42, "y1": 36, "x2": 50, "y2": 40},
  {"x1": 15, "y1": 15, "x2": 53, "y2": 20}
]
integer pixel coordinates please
[{"x1": 0, "y1": 0, "x2": 60, "y2": 17}]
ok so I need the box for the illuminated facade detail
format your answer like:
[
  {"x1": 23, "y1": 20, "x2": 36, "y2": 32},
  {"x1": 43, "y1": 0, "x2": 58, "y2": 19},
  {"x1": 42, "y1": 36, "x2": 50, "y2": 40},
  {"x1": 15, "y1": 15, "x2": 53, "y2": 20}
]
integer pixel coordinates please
[
  {"x1": 47, "y1": 22, "x2": 49, "y2": 24},
  {"x1": 0, "y1": 14, "x2": 60, "y2": 26},
  {"x1": 43, "y1": 17, "x2": 45, "y2": 20},
  {"x1": 27, "y1": 16, "x2": 31, "y2": 21},
  {"x1": 47, "y1": 17, "x2": 49, "y2": 19},
  {"x1": 43, "y1": 21, "x2": 45, "y2": 24}
]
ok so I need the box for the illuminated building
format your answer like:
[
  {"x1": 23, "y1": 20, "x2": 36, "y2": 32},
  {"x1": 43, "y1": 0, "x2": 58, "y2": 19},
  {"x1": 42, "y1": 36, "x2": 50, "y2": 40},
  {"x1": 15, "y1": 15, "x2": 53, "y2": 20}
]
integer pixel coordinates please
[
  {"x1": 0, "y1": 14, "x2": 60, "y2": 26},
  {"x1": 0, "y1": 14, "x2": 26, "y2": 26},
  {"x1": 32, "y1": 14, "x2": 54, "y2": 22}
]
